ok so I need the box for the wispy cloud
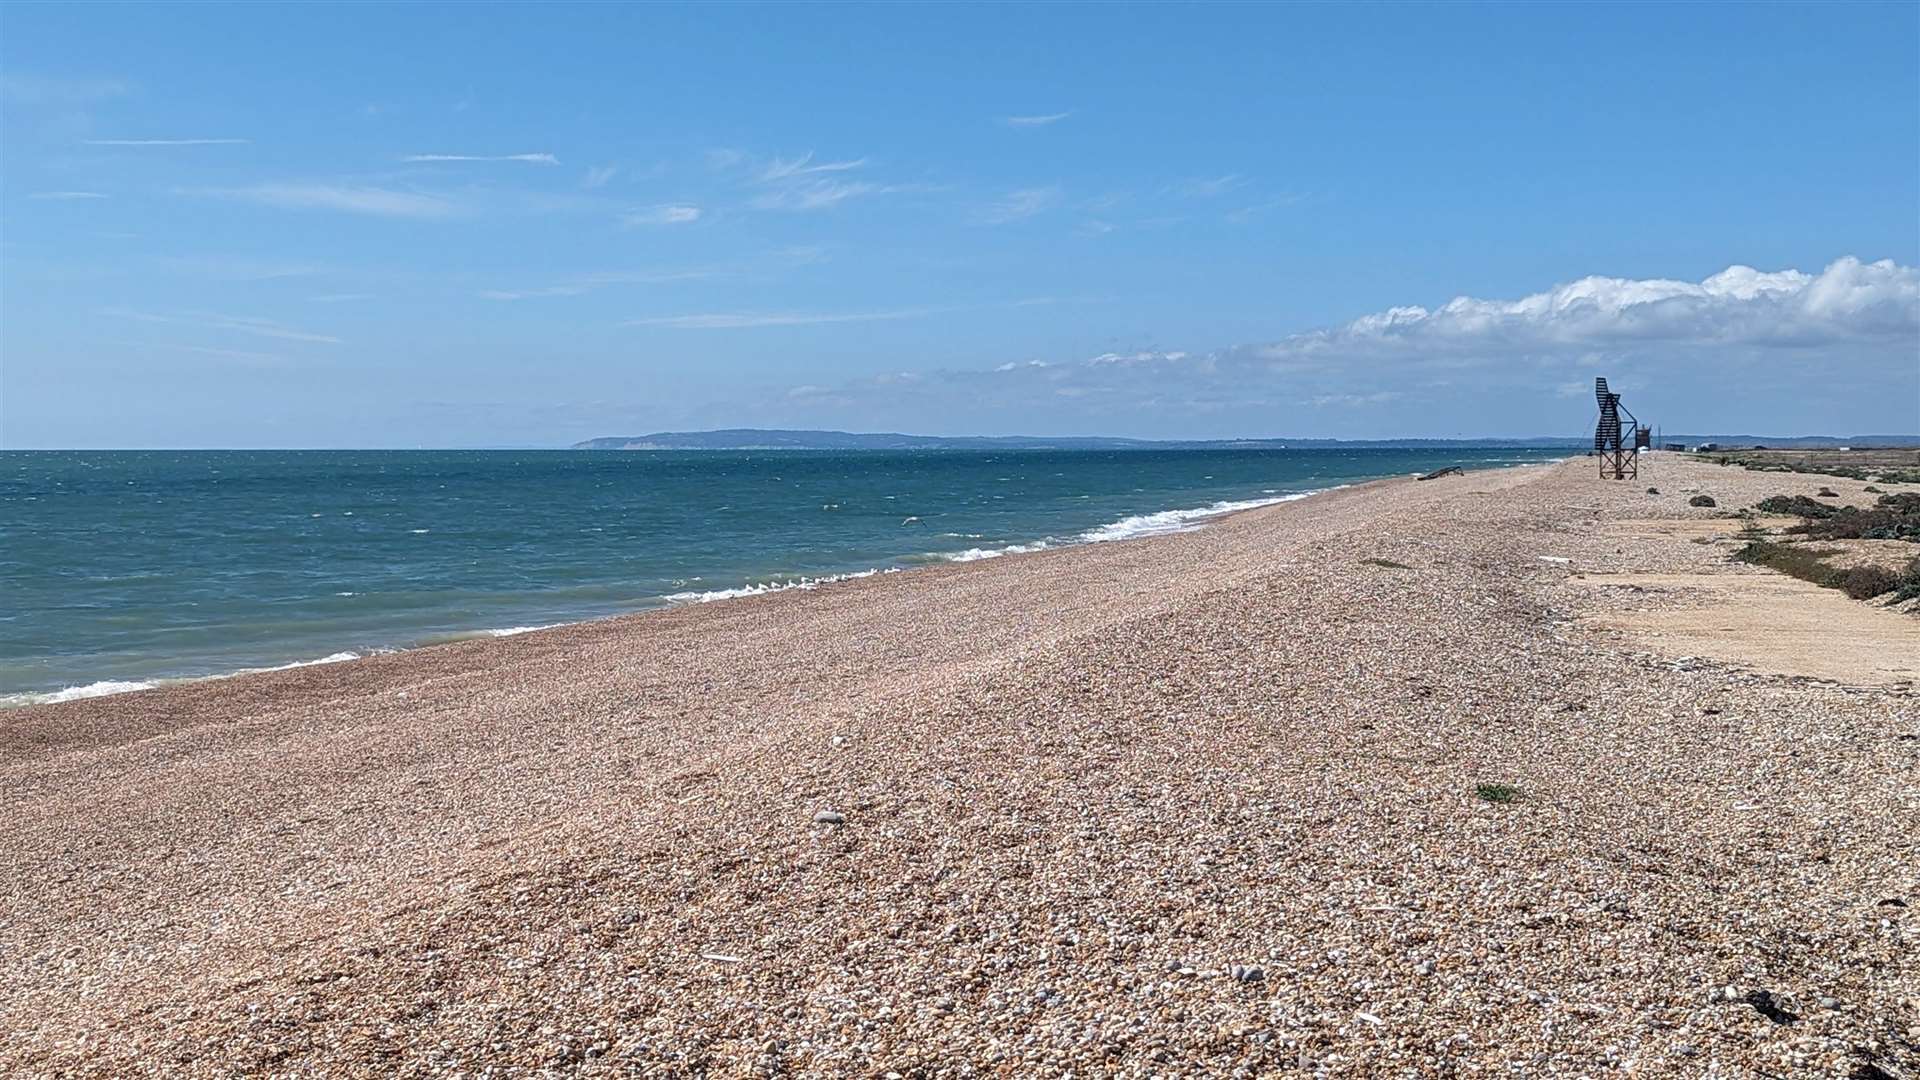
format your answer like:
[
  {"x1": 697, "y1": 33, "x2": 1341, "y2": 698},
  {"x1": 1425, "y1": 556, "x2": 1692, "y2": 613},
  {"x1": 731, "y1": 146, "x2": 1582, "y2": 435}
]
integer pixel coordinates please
[
  {"x1": 195, "y1": 183, "x2": 457, "y2": 218},
  {"x1": 976, "y1": 186, "x2": 1061, "y2": 224},
  {"x1": 738, "y1": 152, "x2": 899, "y2": 212},
  {"x1": 749, "y1": 180, "x2": 882, "y2": 212},
  {"x1": 758, "y1": 153, "x2": 867, "y2": 183},
  {"x1": 582, "y1": 165, "x2": 618, "y2": 189},
  {"x1": 483, "y1": 249, "x2": 821, "y2": 302},
  {"x1": 481, "y1": 268, "x2": 720, "y2": 302},
  {"x1": 28, "y1": 191, "x2": 109, "y2": 200},
  {"x1": 619, "y1": 204, "x2": 702, "y2": 227},
  {"x1": 1004, "y1": 111, "x2": 1072, "y2": 128},
  {"x1": 1176, "y1": 173, "x2": 1247, "y2": 198},
  {"x1": 625, "y1": 308, "x2": 935, "y2": 330},
  {"x1": 309, "y1": 293, "x2": 374, "y2": 303},
  {"x1": 1225, "y1": 193, "x2": 1308, "y2": 223},
  {"x1": 103, "y1": 309, "x2": 343, "y2": 345},
  {"x1": 121, "y1": 342, "x2": 290, "y2": 367},
  {"x1": 2, "y1": 73, "x2": 130, "y2": 105},
  {"x1": 402, "y1": 152, "x2": 559, "y2": 164},
  {"x1": 83, "y1": 137, "x2": 249, "y2": 146}
]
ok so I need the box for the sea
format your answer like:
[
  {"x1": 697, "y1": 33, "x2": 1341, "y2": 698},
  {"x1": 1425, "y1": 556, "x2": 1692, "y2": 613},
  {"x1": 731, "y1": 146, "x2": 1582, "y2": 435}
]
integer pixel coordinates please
[{"x1": 0, "y1": 447, "x2": 1562, "y2": 704}]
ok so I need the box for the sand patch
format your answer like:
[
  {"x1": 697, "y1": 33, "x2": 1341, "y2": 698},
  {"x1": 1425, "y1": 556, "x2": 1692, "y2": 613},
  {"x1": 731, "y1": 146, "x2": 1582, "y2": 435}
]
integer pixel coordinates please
[{"x1": 1576, "y1": 570, "x2": 1919, "y2": 686}]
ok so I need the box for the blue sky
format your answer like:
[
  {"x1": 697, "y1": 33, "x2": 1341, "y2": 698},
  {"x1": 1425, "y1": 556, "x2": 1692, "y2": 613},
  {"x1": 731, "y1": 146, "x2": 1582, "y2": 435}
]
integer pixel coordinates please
[{"x1": 2, "y1": 1, "x2": 1916, "y2": 447}]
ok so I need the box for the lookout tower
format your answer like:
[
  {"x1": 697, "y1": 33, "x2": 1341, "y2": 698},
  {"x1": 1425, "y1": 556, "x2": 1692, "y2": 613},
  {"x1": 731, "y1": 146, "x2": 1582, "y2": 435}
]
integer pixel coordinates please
[{"x1": 1593, "y1": 378, "x2": 1647, "y2": 480}]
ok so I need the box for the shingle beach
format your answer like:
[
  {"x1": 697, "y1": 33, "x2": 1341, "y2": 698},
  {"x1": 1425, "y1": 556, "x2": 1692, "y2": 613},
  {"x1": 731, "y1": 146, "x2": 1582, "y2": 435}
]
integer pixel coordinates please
[{"x1": 3, "y1": 454, "x2": 1915, "y2": 1077}]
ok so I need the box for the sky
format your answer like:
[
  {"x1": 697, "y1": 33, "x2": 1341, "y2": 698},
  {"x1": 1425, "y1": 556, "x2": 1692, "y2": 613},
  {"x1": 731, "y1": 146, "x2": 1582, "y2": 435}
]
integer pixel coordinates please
[{"x1": 2, "y1": 1, "x2": 1916, "y2": 448}]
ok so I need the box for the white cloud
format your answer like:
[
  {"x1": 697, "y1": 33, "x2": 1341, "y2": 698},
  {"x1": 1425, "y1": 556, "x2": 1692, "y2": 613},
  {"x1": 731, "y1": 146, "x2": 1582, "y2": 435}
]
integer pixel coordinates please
[
  {"x1": 309, "y1": 293, "x2": 374, "y2": 303},
  {"x1": 83, "y1": 137, "x2": 248, "y2": 146},
  {"x1": 740, "y1": 152, "x2": 898, "y2": 212},
  {"x1": 1176, "y1": 174, "x2": 1246, "y2": 198},
  {"x1": 481, "y1": 268, "x2": 718, "y2": 301},
  {"x1": 750, "y1": 179, "x2": 884, "y2": 212},
  {"x1": 582, "y1": 165, "x2": 618, "y2": 188},
  {"x1": 1310, "y1": 256, "x2": 1918, "y2": 350},
  {"x1": 1004, "y1": 111, "x2": 1071, "y2": 127},
  {"x1": 2, "y1": 73, "x2": 129, "y2": 104},
  {"x1": 198, "y1": 183, "x2": 457, "y2": 218},
  {"x1": 402, "y1": 152, "x2": 558, "y2": 164},
  {"x1": 107, "y1": 340, "x2": 289, "y2": 365},
  {"x1": 103, "y1": 309, "x2": 343, "y2": 345},
  {"x1": 625, "y1": 309, "x2": 934, "y2": 330},
  {"x1": 774, "y1": 257, "x2": 1920, "y2": 428},
  {"x1": 977, "y1": 186, "x2": 1061, "y2": 224},
  {"x1": 758, "y1": 153, "x2": 867, "y2": 183},
  {"x1": 28, "y1": 191, "x2": 109, "y2": 200},
  {"x1": 620, "y1": 204, "x2": 702, "y2": 227}
]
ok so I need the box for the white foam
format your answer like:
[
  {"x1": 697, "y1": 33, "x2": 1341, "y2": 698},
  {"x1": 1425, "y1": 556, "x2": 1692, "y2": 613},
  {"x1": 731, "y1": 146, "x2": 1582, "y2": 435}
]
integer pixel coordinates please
[
  {"x1": 1077, "y1": 492, "x2": 1317, "y2": 543},
  {"x1": 479, "y1": 624, "x2": 562, "y2": 637},
  {"x1": 663, "y1": 568, "x2": 888, "y2": 604},
  {"x1": 1, "y1": 679, "x2": 157, "y2": 707},
  {"x1": 936, "y1": 541, "x2": 1052, "y2": 562},
  {"x1": 1, "y1": 651, "x2": 364, "y2": 709}
]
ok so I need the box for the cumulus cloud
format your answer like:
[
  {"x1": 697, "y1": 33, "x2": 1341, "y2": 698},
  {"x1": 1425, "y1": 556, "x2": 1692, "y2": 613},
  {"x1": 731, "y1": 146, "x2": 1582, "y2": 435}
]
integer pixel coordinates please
[
  {"x1": 1304, "y1": 257, "x2": 1918, "y2": 351},
  {"x1": 767, "y1": 258, "x2": 1920, "y2": 433}
]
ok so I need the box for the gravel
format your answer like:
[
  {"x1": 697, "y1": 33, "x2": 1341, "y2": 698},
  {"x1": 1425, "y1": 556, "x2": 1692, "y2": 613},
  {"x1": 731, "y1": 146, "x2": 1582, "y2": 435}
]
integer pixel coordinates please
[{"x1": 1, "y1": 454, "x2": 1913, "y2": 1077}]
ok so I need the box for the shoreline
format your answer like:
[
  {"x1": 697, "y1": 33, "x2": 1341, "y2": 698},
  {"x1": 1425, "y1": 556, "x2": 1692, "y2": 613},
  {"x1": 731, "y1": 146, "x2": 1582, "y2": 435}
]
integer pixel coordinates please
[
  {"x1": 3, "y1": 480, "x2": 1369, "y2": 709},
  {"x1": 8, "y1": 453, "x2": 1903, "y2": 1076}
]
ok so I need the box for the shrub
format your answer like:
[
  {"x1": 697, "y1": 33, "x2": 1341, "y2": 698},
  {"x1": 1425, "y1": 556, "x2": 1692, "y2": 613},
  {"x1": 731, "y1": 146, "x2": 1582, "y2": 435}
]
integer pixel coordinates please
[
  {"x1": 1689, "y1": 494, "x2": 1717, "y2": 507},
  {"x1": 1734, "y1": 541, "x2": 1844, "y2": 586},
  {"x1": 1785, "y1": 493, "x2": 1920, "y2": 542},
  {"x1": 1832, "y1": 565, "x2": 1900, "y2": 600},
  {"x1": 1755, "y1": 494, "x2": 1838, "y2": 518},
  {"x1": 1475, "y1": 783, "x2": 1519, "y2": 804},
  {"x1": 1894, "y1": 557, "x2": 1920, "y2": 603}
]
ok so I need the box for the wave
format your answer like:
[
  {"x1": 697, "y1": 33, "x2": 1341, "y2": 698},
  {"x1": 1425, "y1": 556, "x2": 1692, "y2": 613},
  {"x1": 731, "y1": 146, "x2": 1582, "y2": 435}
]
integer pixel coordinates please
[
  {"x1": 663, "y1": 568, "x2": 892, "y2": 604},
  {"x1": 0, "y1": 679, "x2": 159, "y2": 707},
  {"x1": 1076, "y1": 492, "x2": 1317, "y2": 543},
  {"x1": 933, "y1": 541, "x2": 1053, "y2": 562},
  {"x1": 1, "y1": 650, "x2": 364, "y2": 708}
]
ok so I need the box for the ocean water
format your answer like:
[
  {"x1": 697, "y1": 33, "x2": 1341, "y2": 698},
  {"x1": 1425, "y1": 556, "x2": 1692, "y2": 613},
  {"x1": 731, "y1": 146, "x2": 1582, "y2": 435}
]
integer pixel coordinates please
[{"x1": 0, "y1": 448, "x2": 1560, "y2": 702}]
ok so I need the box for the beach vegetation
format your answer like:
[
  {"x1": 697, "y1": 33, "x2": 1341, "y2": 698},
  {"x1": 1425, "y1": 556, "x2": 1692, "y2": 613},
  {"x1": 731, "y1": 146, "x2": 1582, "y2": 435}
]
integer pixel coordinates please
[
  {"x1": 1759, "y1": 492, "x2": 1920, "y2": 542},
  {"x1": 1733, "y1": 541, "x2": 1919, "y2": 602},
  {"x1": 1475, "y1": 783, "x2": 1520, "y2": 804},
  {"x1": 1689, "y1": 494, "x2": 1717, "y2": 507}
]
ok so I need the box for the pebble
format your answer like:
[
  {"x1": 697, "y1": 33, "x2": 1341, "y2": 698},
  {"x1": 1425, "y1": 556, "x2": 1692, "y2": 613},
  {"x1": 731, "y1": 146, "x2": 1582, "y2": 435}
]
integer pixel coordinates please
[{"x1": 811, "y1": 810, "x2": 845, "y2": 825}]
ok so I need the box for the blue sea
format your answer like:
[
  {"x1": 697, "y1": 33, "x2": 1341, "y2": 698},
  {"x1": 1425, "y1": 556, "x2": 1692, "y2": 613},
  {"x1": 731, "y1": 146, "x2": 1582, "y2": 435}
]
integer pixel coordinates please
[{"x1": 0, "y1": 448, "x2": 1560, "y2": 703}]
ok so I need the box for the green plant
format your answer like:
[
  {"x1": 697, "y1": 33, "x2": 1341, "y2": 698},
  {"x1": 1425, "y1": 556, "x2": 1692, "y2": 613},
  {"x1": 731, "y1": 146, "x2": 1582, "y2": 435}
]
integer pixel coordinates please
[{"x1": 1475, "y1": 783, "x2": 1520, "y2": 804}]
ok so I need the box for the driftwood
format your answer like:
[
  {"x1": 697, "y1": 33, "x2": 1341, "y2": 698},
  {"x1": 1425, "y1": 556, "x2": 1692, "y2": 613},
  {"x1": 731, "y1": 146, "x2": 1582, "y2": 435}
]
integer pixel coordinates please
[{"x1": 1416, "y1": 466, "x2": 1464, "y2": 481}]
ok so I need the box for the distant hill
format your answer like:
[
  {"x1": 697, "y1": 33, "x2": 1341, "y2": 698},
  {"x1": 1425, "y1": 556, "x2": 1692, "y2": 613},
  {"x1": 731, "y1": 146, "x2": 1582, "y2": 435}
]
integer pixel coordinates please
[{"x1": 571, "y1": 428, "x2": 1596, "y2": 451}]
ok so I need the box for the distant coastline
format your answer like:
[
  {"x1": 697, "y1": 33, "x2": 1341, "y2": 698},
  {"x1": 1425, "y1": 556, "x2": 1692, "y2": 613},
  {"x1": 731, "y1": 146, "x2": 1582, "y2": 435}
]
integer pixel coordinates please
[{"x1": 570, "y1": 427, "x2": 1920, "y2": 451}]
